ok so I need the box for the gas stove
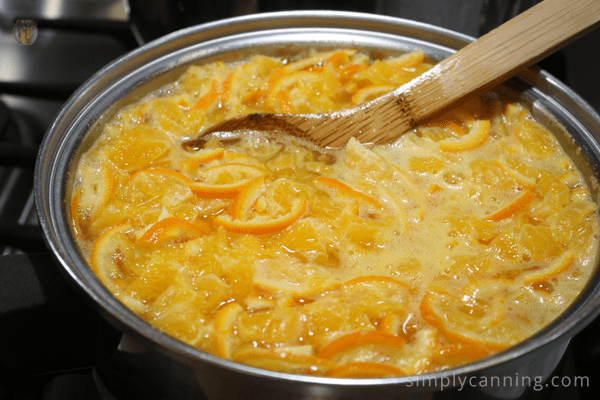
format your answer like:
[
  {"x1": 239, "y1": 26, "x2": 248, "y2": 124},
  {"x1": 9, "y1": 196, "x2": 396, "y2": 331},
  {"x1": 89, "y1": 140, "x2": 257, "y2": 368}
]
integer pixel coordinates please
[{"x1": 1, "y1": 1, "x2": 600, "y2": 399}]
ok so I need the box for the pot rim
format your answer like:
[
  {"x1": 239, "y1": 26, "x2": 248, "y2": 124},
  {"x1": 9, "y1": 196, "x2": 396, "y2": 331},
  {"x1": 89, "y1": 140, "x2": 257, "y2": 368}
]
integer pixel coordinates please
[{"x1": 35, "y1": 10, "x2": 600, "y2": 389}]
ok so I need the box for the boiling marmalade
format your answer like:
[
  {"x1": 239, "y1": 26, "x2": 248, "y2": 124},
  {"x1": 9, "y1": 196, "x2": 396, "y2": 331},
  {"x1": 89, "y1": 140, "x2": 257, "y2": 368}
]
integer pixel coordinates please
[{"x1": 71, "y1": 49, "x2": 599, "y2": 377}]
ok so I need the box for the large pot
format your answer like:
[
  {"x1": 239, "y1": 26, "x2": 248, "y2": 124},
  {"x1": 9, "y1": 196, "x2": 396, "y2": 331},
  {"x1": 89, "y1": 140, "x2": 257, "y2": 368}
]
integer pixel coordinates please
[{"x1": 35, "y1": 11, "x2": 600, "y2": 400}]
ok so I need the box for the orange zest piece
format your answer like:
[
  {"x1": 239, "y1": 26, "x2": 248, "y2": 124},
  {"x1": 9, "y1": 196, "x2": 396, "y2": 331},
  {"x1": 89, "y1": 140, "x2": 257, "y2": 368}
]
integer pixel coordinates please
[
  {"x1": 438, "y1": 120, "x2": 490, "y2": 152},
  {"x1": 275, "y1": 90, "x2": 293, "y2": 113},
  {"x1": 315, "y1": 176, "x2": 384, "y2": 213},
  {"x1": 137, "y1": 217, "x2": 205, "y2": 247},
  {"x1": 213, "y1": 198, "x2": 307, "y2": 235},
  {"x1": 326, "y1": 51, "x2": 351, "y2": 67},
  {"x1": 325, "y1": 362, "x2": 404, "y2": 378},
  {"x1": 317, "y1": 331, "x2": 406, "y2": 360},
  {"x1": 484, "y1": 189, "x2": 535, "y2": 221},
  {"x1": 189, "y1": 163, "x2": 268, "y2": 199},
  {"x1": 191, "y1": 72, "x2": 233, "y2": 110},
  {"x1": 220, "y1": 72, "x2": 234, "y2": 103},
  {"x1": 521, "y1": 251, "x2": 576, "y2": 285},
  {"x1": 192, "y1": 80, "x2": 219, "y2": 110}
]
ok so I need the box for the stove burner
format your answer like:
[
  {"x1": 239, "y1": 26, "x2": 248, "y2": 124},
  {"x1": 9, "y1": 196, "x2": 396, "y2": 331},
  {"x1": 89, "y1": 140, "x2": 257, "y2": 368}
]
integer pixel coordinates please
[{"x1": 0, "y1": 99, "x2": 45, "y2": 253}]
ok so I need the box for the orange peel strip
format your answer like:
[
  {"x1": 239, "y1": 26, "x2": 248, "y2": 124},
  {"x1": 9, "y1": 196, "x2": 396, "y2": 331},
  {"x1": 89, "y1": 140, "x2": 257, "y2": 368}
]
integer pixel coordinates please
[
  {"x1": 325, "y1": 362, "x2": 404, "y2": 378},
  {"x1": 317, "y1": 331, "x2": 406, "y2": 360},
  {"x1": 484, "y1": 189, "x2": 535, "y2": 221},
  {"x1": 180, "y1": 147, "x2": 225, "y2": 171},
  {"x1": 189, "y1": 163, "x2": 267, "y2": 199},
  {"x1": 441, "y1": 121, "x2": 467, "y2": 137},
  {"x1": 214, "y1": 302, "x2": 244, "y2": 359},
  {"x1": 229, "y1": 177, "x2": 266, "y2": 221},
  {"x1": 214, "y1": 198, "x2": 307, "y2": 235},
  {"x1": 192, "y1": 80, "x2": 219, "y2": 110},
  {"x1": 315, "y1": 176, "x2": 384, "y2": 212},
  {"x1": 438, "y1": 120, "x2": 490, "y2": 152},
  {"x1": 137, "y1": 217, "x2": 205, "y2": 247},
  {"x1": 521, "y1": 251, "x2": 576, "y2": 285},
  {"x1": 275, "y1": 90, "x2": 293, "y2": 113},
  {"x1": 90, "y1": 222, "x2": 135, "y2": 290}
]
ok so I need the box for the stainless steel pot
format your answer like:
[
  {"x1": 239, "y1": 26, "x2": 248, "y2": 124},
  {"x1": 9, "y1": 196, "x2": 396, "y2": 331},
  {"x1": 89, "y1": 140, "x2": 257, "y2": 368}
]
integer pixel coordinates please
[{"x1": 35, "y1": 11, "x2": 600, "y2": 400}]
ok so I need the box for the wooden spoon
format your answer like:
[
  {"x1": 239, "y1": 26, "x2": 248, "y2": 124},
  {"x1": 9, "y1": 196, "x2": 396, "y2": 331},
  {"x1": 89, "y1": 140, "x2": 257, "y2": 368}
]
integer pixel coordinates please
[{"x1": 197, "y1": 0, "x2": 600, "y2": 148}]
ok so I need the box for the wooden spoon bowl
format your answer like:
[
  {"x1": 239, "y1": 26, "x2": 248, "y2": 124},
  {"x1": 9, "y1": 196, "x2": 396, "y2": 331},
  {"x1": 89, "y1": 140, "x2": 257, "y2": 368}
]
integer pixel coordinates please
[{"x1": 197, "y1": 0, "x2": 600, "y2": 148}]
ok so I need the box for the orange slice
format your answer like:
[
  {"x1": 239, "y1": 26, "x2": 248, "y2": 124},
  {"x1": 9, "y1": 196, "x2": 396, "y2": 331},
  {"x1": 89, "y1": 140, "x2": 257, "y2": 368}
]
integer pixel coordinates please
[
  {"x1": 438, "y1": 120, "x2": 490, "y2": 152},
  {"x1": 521, "y1": 251, "x2": 576, "y2": 286},
  {"x1": 137, "y1": 217, "x2": 205, "y2": 247},
  {"x1": 107, "y1": 125, "x2": 170, "y2": 169},
  {"x1": 77, "y1": 162, "x2": 116, "y2": 217},
  {"x1": 317, "y1": 331, "x2": 406, "y2": 360},
  {"x1": 420, "y1": 291, "x2": 519, "y2": 351},
  {"x1": 90, "y1": 222, "x2": 136, "y2": 291},
  {"x1": 214, "y1": 302, "x2": 244, "y2": 358},
  {"x1": 484, "y1": 189, "x2": 535, "y2": 221},
  {"x1": 325, "y1": 362, "x2": 404, "y2": 378},
  {"x1": 189, "y1": 163, "x2": 268, "y2": 198},
  {"x1": 315, "y1": 176, "x2": 384, "y2": 214},
  {"x1": 213, "y1": 198, "x2": 307, "y2": 235}
]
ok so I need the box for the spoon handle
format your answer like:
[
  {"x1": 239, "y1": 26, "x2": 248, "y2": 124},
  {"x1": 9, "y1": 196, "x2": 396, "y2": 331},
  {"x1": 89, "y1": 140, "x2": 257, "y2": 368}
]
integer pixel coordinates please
[{"x1": 335, "y1": 0, "x2": 600, "y2": 147}]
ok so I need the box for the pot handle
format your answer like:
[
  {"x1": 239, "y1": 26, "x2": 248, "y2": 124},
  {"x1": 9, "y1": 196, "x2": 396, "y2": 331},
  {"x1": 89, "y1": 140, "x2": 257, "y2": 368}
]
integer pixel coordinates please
[{"x1": 0, "y1": 252, "x2": 121, "y2": 375}]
